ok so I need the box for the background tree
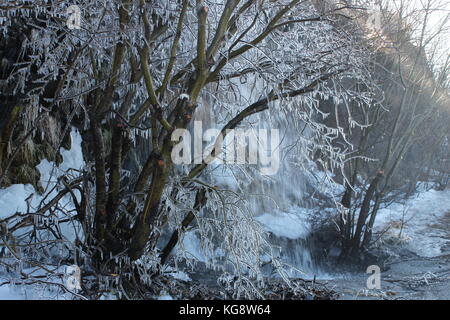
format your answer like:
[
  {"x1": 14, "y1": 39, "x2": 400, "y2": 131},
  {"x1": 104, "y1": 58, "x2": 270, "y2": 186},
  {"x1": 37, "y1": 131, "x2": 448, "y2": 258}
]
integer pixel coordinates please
[{"x1": 329, "y1": 0, "x2": 450, "y2": 258}]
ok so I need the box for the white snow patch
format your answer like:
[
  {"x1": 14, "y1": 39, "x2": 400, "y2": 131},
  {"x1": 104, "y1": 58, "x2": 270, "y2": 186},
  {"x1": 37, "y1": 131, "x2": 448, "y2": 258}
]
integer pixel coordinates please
[
  {"x1": 162, "y1": 267, "x2": 192, "y2": 282},
  {"x1": 0, "y1": 184, "x2": 35, "y2": 217},
  {"x1": 179, "y1": 231, "x2": 208, "y2": 262},
  {"x1": 375, "y1": 188, "x2": 450, "y2": 257},
  {"x1": 0, "y1": 128, "x2": 85, "y2": 220},
  {"x1": 0, "y1": 285, "x2": 24, "y2": 300},
  {"x1": 0, "y1": 129, "x2": 86, "y2": 299},
  {"x1": 256, "y1": 207, "x2": 312, "y2": 240},
  {"x1": 38, "y1": 128, "x2": 84, "y2": 191},
  {"x1": 0, "y1": 265, "x2": 79, "y2": 300}
]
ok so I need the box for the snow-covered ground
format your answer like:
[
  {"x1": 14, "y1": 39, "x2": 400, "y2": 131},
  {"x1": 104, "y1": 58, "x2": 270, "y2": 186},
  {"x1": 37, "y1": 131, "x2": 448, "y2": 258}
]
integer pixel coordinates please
[
  {"x1": 1, "y1": 128, "x2": 449, "y2": 299},
  {"x1": 0, "y1": 285, "x2": 25, "y2": 300},
  {"x1": 0, "y1": 129, "x2": 85, "y2": 300},
  {"x1": 255, "y1": 207, "x2": 313, "y2": 240},
  {"x1": 0, "y1": 129, "x2": 84, "y2": 220},
  {"x1": 318, "y1": 187, "x2": 450, "y2": 300},
  {"x1": 375, "y1": 187, "x2": 450, "y2": 257}
]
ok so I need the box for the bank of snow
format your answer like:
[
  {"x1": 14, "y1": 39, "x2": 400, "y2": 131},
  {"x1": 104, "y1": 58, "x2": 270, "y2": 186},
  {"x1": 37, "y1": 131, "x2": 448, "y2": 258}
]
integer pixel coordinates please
[
  {"x1": 0, "y1": 129, "x2": 84, "y2": 219},
  {"x1": 375, "y1": 188, "x2": 450, "y2": 257},
  {"x1": 255, "y1": 207, "x2": 313, "y2": 240},
  {"x1": 0, "y1": 128, "x2": 85, "y2": 300}
]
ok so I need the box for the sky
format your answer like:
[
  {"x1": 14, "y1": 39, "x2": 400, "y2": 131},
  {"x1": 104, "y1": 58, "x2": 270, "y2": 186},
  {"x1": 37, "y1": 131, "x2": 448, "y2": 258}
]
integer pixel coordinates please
[{"x1": 383, "y1": 0, "x2": 450, "y2": 68}]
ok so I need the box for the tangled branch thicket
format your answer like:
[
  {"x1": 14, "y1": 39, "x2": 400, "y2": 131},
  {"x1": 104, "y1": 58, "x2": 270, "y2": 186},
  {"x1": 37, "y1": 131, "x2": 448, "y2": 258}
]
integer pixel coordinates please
[{"x1": 0, "y1": 0, "x2": 378, "y2": 298}]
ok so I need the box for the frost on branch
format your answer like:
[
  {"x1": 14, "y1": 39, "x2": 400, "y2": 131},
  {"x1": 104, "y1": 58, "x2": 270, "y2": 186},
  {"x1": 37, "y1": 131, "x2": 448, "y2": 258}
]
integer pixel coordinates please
[{"x1": 0, "y1": 0, "x2": 377, "y2": 299}]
